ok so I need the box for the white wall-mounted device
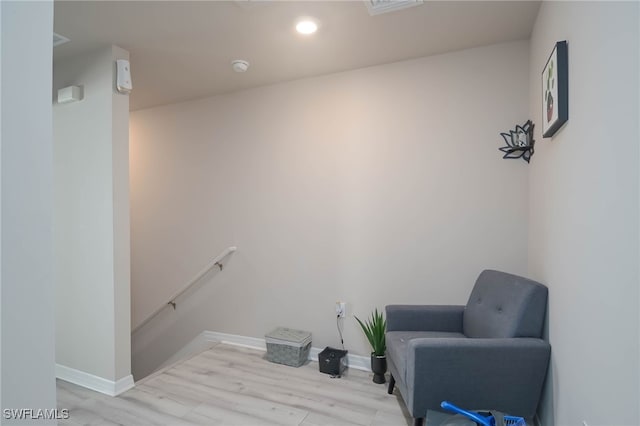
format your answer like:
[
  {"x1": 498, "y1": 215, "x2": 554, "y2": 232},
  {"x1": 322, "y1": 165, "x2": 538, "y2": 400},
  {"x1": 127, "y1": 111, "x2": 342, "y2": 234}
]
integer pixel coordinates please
[
  {"x1": 116, "y1": 59, "x2": 132, "y2": 94},
  {"x1": 57, "y1": 85, "x2": 84, "y2": 104}
]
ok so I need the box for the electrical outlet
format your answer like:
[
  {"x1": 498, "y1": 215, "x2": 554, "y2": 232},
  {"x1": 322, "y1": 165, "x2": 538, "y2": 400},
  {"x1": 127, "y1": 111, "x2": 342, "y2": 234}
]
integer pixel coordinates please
[{"x1": 335, "y1": 301, "x2": 346, "y2": 318}]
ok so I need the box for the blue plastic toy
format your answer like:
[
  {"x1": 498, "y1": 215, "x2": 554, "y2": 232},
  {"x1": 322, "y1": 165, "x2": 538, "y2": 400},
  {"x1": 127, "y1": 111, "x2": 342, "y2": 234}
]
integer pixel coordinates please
[{"x1": 440, "y1": 401, "x2": 526, "y2": 426}]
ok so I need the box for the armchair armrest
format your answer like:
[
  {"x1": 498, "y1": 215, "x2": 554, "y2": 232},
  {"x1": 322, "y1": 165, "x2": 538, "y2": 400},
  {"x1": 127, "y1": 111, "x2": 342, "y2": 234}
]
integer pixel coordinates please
[
  {"x1": 407, "y1": 337, "x2": 550, "y2": 418},
  {"x1": 386, "y1": 305, "x2": 464, "y2": 332}
]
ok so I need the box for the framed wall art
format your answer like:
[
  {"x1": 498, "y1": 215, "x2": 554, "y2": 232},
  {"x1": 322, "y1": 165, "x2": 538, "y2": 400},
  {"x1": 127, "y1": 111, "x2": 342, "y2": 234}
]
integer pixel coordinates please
[{"x1": 542, "y1": 40, "x2": 568, "y2": 138}]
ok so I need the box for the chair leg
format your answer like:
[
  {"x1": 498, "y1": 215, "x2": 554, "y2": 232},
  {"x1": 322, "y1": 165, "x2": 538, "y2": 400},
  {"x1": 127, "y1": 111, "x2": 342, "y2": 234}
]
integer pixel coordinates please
[
  {"x1": 413, "y1": 417, "x2": 424, "y2": 426},
  {"x1": 387, "y1": 374, "x2": 395, "y2": 394}
]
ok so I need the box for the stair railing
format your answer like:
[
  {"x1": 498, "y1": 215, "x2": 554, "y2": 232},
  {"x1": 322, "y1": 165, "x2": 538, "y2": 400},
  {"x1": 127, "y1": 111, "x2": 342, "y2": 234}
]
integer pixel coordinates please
[{"x1": 132, "y1": 246, "x2": 237, "y2": 334}]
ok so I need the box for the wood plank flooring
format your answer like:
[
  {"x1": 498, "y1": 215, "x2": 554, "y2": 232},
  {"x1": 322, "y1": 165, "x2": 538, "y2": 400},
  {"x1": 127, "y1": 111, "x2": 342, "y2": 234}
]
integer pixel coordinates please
[{"x1": 57, "y1": 343, "x2": 414, "y2": 426}]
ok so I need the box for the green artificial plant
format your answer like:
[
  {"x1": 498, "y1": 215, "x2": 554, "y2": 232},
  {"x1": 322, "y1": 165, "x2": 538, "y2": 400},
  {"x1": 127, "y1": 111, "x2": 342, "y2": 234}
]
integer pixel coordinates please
[{"x1": 355, "y1": 308, "x2": 386, "y2": 357}]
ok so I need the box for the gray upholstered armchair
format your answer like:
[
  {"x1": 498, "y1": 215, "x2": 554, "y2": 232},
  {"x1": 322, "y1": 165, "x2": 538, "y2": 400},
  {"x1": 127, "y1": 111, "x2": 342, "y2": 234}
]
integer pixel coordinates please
[{"x1": 385, "y1": 270, "x2": 550, "y2": 426}]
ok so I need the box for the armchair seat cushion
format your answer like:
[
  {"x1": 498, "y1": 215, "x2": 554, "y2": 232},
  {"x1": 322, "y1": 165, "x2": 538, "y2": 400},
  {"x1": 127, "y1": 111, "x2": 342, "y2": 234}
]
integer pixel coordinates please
[{"x1": 387, "y1": 331, "x2": 466, "y2": 381}]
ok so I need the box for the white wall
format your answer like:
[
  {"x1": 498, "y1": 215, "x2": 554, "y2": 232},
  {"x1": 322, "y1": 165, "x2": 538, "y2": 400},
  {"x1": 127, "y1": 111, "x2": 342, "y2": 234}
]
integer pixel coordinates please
[
  {"x1": 528, "y1": 2, "x2": 639, "y2": 425},
  {"x1": 0, "y1": 0, "x2": 57, "y2": 422},
  {"x1": 130, "y1": 40, "x2": 531, "y2": 378},
  {"x1": 111, "y1": 46, "x2": 132, "y2": 382},
  {"x1": 53, "y1": 45, "x2": 132, "y2": 387}
]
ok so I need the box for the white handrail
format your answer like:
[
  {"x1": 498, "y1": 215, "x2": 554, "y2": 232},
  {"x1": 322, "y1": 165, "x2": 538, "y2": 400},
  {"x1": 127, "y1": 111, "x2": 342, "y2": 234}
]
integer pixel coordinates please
[{"x1": 132, "y1": 246, "x2": 237, "y2": 334}]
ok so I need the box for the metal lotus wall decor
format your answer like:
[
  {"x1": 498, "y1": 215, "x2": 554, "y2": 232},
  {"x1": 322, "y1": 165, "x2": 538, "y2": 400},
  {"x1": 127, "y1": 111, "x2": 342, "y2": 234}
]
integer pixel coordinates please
[
  {"x1": 542, "y1": 40, "x2": 568, "y2": 138},
  {"x1": 499, "y1": 120, "x2": 535, "y2": 163}
]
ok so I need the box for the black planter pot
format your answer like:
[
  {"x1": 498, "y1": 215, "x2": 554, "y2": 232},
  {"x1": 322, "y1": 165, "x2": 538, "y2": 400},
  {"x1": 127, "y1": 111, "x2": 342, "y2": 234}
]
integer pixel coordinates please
[{"x1": 371, "y1": 354, "x2": 387, "y2": 384}]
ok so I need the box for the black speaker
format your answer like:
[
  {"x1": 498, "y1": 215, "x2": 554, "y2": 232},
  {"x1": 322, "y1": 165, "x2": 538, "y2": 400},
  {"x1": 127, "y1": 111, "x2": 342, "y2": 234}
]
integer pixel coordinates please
[{"x1": 318, "y1": 347, "x2": 348, "y2": 377}]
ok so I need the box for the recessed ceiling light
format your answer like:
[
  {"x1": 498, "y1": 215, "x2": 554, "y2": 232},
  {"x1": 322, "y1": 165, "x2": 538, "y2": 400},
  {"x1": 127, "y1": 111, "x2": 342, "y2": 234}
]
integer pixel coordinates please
[{"x1": 296, "y1": 19, "x2": 318, "y2": 35}]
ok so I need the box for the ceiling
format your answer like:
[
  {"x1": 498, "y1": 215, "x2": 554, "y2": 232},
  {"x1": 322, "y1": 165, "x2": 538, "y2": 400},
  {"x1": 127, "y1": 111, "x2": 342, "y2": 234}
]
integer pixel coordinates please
[{"x1": 53, "y1": 1, "x2": 541, "y2": 111}]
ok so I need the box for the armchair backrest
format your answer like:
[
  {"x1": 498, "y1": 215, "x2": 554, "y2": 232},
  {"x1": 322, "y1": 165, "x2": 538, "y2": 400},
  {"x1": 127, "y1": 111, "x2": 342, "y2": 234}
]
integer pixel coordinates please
[{"x1": 463, "y1": 270, "x2": 548, "y2": 338}]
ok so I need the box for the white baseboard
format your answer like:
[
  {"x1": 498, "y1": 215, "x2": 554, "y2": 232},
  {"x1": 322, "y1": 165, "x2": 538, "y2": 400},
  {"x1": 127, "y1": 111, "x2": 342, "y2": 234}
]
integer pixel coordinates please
[
  {"x1": 56, "y1": 364, "x2": 134, "y2": 396},
  {"x1": 135, "y1": 337, "x2": 219, "y2": 386},
  {"x1": 113, "y1": 375, "x2": 135, "y2": 395},
  {"x1": 201, "y1": 330, "x2": 371, "y2": 372},
  {"x1": 155, "y1": 335, "x2": 218, "y2": 372},
  {"x1": 203, "y1": 330, "x2": 266, "y2": 351}
]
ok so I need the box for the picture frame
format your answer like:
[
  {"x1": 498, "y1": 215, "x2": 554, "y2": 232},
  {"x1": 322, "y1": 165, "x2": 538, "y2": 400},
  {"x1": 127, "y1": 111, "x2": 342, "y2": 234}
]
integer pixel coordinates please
[{"x1": 541, "y1": 40, "x2": 568, "y2": 138}]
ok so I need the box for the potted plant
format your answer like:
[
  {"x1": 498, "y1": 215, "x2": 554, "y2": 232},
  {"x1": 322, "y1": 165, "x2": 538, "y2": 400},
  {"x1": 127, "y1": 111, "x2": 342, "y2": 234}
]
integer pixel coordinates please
[{"x1": 355, "y1": 308, "x2": 387, "y2": 384}]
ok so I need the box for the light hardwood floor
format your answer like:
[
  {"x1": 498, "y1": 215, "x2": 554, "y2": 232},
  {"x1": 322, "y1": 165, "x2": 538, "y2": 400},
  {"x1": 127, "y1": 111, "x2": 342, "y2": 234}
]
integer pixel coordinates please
[{"x1": 57, "y1": 343, "x2": 415, "y2": 426}]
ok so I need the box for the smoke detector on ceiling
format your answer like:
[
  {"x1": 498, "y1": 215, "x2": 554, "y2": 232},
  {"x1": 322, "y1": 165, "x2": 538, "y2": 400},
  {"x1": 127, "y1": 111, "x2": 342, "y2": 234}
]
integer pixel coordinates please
[
  {"x1": 53, "y1": 32, "x2": 70, "y2": 48},
  {"x1": 365, "y1": 0, "x2": 424, "y2": 16},
  {"x1": 231, "y1": 60, "x2": 250, "y2": 73}
]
